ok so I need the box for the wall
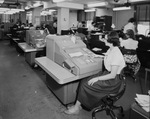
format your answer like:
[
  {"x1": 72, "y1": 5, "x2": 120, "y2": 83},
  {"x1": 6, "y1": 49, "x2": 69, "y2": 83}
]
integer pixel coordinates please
[
  {"x1": 32, "y1": 7, "x2": 43, "y2": 27},
  {"x1": 89, "y1": 7, "x2": 135, "y2": 30},
  {"x1": 57, "y1": 8, "x2": 69, "y2": 34},
  {"x1": 113, "y1": 7, "x2": 135, "y2": 30},
  {"x1": 12, "y1": 13, "x2": 19, "y2": 23},
  {"x1": 96, "y1": 8, "x2": 113, "y2": 17},
  {"x1": 20, "y1": 11, "x2": 26, "y2": 24},
  {"x1": 69, "y1": 10, "x2": 78, "y2": 28}
]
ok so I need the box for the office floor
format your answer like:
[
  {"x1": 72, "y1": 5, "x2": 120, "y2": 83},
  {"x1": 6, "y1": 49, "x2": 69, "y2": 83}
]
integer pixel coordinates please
[{"x1": 0, "y1": 39, "x2": 149, "y2": 119}]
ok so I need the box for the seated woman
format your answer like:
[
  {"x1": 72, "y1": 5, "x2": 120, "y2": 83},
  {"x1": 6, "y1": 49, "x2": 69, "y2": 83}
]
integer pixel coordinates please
[
  {"x1": 64, "y1": 31, "x2": 126, "y2": 114},
  {"x1": 120, "y1": 29, "x2": 140, "y2": 79}
]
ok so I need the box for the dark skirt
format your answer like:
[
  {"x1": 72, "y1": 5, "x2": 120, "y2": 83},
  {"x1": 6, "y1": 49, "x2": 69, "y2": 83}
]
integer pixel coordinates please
[{"x1": 77, "y1": 71, "x2": 122, "y2": 110}]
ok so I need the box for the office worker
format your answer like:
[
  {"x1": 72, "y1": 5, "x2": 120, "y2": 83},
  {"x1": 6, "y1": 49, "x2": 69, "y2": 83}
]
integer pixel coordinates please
[
  {"x1": 87, "y1": 21, "x2": 96, "y2": 40},
  {"x1": 45, "y1": 24, "x2": 56, "y2": 35},
  {"x1": 64, "y1": 31, "x2": 126, "y2": 115},
  {"x1": 120, "y1": 29, "x2": 140, "y2": 78},
  {"x1": 88, "y1": 21, "x2": 96, "y2": 31},
  {"x1": 121, "y1": 29, "x2": 138, "y2": 50},
  {"x1": 123, "y1": 18, "x2": 137, "y2": 34}
]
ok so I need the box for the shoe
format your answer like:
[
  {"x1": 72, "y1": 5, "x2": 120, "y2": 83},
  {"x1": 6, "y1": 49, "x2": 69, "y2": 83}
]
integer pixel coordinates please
[{"x1": 64, "y1": 106, "x2": 82, "y2": 115}]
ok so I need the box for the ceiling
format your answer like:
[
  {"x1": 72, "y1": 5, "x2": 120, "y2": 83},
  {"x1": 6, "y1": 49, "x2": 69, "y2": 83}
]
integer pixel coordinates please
[{"x1": 0, "y1": 0, "x2": 150, "y2": 9}]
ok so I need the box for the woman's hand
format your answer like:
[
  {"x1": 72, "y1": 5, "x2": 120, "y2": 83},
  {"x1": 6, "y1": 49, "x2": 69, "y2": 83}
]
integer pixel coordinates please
[{"x1": 88, "y1": 77, "x2": 99, "y2": 86}]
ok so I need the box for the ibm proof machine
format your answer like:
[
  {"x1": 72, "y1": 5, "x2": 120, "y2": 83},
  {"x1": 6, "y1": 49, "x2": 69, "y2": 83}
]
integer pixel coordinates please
[{"x1": 35, "y1": 35, "x2": 103, "y2": 105}]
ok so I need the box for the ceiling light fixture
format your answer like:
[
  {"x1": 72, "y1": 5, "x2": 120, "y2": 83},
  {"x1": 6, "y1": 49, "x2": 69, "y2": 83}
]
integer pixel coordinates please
[
  {"x1": 129, "y1": 0, "x2": 148, "y2": 2},
  {"x1": 113, "y1": 6, "x2": 131, "y2": 11},
  {"x1": 0, "y1": 8, "x2": 24, "y2": 14},
  {"x1": 84, "y1": 8, "x2": 96, "y2": 12},
  {"x1": 0, "y1": 0, "x2": 4, "y2": 4},
  {"x1": 53, "y1": 0, "x2": 66, "y2": 3},
  {"x1": 33, "y1": 1, "x2": 43, "y2": 7},
  {"x1": 87, "y1": 2, "x2": 108, "y2": 8},
  {"x1": 25, "y1": 6, "x2": 30, "y2": 10},
  {"x1": 0, "y1": 8, "x2": 9, "y2": 12}
]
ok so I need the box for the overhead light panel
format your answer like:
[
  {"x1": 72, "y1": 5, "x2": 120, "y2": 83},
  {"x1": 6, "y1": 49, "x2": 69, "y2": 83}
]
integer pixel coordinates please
[
  {"x1": 53, "y1": 0, "x2": 66, "y2": 2},
  {"x1": 85, "y1": 8, "x2": 96, "y2": 12},
  {"x1": 11, "y1": 9, "x2": 25, "y2": 12},
  {"x1": 25, "y1": 6, "x2": 30, "y2": 10},
  {"x1": 0, "y1": 8, "x2": 25, "y2": 14},
  {"x1": 129, "y1": 0, "x2": 148, "y2": 2},
  {"x1": 113, "y1": 6, "x2": 131, "y2": 11},
  {"x1": 0, "y1": 0, "x2": 4, "y2": 4},
  {"x1": 33, "y1": 1, "x2": 43, "y2": 7},
  {"x1": 87, "y1": 2, "x2": 108, "y2": 8},
  {"x1": 0, "y1": 8, "x2": 9, "y2": 11}
]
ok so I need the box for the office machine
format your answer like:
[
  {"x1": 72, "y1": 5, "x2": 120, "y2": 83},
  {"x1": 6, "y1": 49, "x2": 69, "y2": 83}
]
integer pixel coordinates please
[
  {"x1": 24, "y1": 30, "x2": 46, "y2": 66},
  {"x1": 26, "y1": 30, "x2": 46, "y2": 49},
  {"x1": 45, "y1": 35, "x2": 103, "y2": 104},
  {"x1": 46, "y1": 35, "x2": 102, "y2": 78}
]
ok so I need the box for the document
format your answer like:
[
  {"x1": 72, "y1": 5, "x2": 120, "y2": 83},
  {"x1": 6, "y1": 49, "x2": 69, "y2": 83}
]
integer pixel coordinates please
[
  {"x1": 69, "y1": 52, "x2": 83, "y2": 58},
  {"x1": 135, "y1": 94, "x2": 150, "y2": 112}
]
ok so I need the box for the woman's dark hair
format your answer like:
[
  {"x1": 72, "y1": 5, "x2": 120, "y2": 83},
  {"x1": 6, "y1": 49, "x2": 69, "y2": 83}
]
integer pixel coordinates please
[
  {"x1": 128, "y1": 18, "x2": 135, "y2": 23},
  {"x1": 126, "y1": 29, "x2": 135, "y2": 40},
  {"x1": 92, "y1": 22, "x2": 95, "y2": 25},
  {"x1": 107, "y1": 31, "x2": 120, "y2": 46},
  {"x1": 45, "y1": 24, "x2": 55, "y2": 34}
]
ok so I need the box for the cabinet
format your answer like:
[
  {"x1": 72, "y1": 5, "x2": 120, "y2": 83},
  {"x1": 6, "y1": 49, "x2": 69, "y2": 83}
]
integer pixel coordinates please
[{"x1": 95, "y1": 15, "x2": 112, "y2": 31}]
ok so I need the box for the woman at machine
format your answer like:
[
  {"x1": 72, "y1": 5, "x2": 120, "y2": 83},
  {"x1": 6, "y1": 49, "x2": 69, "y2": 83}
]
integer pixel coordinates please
[
  {"x1": 120, "y1": 29, "x2": 140, "y2": 80},
  {"x1": 64, "y1": 31, "x2": 126, "y2": 114}
]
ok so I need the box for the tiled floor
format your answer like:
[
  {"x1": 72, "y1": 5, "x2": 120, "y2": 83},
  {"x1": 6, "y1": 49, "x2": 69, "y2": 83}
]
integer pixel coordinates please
[{"x1": 0, "y1": 39, "x2": 149, "y2": 119}]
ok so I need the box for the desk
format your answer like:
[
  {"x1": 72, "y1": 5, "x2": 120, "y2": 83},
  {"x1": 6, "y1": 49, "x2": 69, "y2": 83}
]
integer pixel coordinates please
[
  {"x1": 130, "y1": 102, "x2": 149, "y2": 119},
  {"x1": 35, "y1": 57, "x2": 103, "y2": 105},
  {"x1": 35, "y1": 57, "x2": 79, "y2": 105},
  {"x1": 18, "y1": 43, "x2": 43, "y2": 66}
]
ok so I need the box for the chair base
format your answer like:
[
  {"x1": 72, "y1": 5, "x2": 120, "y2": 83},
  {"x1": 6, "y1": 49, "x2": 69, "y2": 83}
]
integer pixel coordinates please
[{"x1": 92, "y1": 103, "x2": 124, "y2": 119}]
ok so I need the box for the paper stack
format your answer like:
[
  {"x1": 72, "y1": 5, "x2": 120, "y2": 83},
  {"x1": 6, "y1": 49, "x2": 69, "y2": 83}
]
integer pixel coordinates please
[{"x1": 135, "y1": 94, "x2": 150, "y2": 112}]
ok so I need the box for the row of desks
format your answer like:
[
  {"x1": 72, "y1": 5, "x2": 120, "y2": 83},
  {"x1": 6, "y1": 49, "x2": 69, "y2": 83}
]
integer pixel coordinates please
[
  {"x1": 7, "y1": 33, "x2": 103, "y2": 105},
  {"x1": 7, "y1": 33, "x2": 44, "y2": 67}
]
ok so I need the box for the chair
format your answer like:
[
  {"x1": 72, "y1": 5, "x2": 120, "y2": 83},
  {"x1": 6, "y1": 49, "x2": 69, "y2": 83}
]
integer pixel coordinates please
[
  {"x1": 120, "y1": 48, "x2": 141, "y2": 81},
  {"x1": 92, "y1": 68, "x2": 126, "y2": 119}
]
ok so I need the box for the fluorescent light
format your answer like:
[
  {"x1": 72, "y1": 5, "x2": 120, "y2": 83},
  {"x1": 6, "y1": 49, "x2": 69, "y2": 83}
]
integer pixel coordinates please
[
  {"x1": 85, "y1": 8, "x2": 96, "y2": 12},
  {"x1": 0, "y1": 0, "x2": 4, "y2": 4},
  {"x1": 113, "y1": 6, "x2": 131, "y2": 11},
  {"x1": 0, "y1": 8, "x2": 25, "y2": 14},
  {"x1": 33, "y1": 1, "x2": 43, "y2": 7},
  {"x1": 25, "y1": 6, "x2": 30, "y2": 10},
  {"x1": 49, "y1": 9, "x2": 56, "y2": 12},
  {"x1": 129, "y1": 0, "x2": 148, "y2": 2},
  {"x1": 0, "y1": 8, "x2": 9, "y2": 11},
  {"x1": 87, "y1": 2, "x2": 108, "y2": 8},
  {"x1": 11, "y1": 9, "x2": 25, "y2": 12},
  {"x1": 53, "y1": 0, "x2": 66, "y2": 2}
]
